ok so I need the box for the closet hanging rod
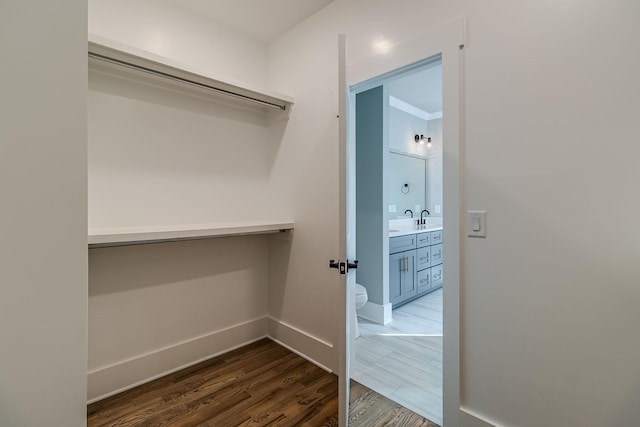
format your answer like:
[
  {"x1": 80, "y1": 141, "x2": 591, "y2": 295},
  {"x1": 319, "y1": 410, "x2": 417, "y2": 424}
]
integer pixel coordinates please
[{"x1": 88, "y1": 52, "x2": 287, "y2": 111}]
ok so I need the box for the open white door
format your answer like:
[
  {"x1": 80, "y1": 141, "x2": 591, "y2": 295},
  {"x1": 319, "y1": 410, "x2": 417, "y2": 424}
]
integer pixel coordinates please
[{"x1": 337, "y1": 33, "x2": 354, "y2": 427}]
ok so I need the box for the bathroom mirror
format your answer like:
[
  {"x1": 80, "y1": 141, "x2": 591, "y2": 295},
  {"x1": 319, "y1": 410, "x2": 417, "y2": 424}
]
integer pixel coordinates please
[
  {"x1": 387, "y1": 151, "x2": 427, "y2": 219},
  {"x1": 386, "y1": 60, "x2": 443, "y2": 220}
]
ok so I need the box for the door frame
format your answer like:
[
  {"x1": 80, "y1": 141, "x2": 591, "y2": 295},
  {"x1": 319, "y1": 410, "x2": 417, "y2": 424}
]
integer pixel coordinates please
[{"x1": 338, "y1": 18, "x2": 491, "y2": 427}]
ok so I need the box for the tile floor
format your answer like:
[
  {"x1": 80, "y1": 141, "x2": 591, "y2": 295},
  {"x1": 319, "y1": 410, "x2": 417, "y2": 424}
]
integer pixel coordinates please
[{"x1": 351, "y1": 288, "x2": 443, "y2": 425}]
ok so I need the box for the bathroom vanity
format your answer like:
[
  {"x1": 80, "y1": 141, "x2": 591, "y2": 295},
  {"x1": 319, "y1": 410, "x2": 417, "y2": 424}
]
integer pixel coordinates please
[{"x1": 389, "y1": 223, "x2": 443, "y2": 308}]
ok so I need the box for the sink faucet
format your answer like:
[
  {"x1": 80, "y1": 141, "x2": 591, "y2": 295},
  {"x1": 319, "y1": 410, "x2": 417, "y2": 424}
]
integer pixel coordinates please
[
  {"x1": 404, "y1": 209, "x2": 413, "y2": 218},
  {"x1": 420, "y1": 209, "x2": 430, "y2": 225}
]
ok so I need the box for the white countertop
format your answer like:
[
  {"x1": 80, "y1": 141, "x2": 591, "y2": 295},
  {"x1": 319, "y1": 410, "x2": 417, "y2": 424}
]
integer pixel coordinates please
[{"x1": 389, "y1": 218, "x2": 443, "y2": 238}]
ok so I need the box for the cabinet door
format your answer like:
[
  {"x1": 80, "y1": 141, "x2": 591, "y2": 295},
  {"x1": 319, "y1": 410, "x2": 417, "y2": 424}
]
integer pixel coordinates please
[
  {"x1": 401, "y1": 251, "x2": 416, "y2": 299},
  {"x1": 389, "y1": 250, "x2": 416, "y2": 305},
  {"x1": 389, "y1": 252, "x2": 404, "y2": 305},
  {"x1": 417, "y1": 268, "x2": 431, "y2": 294}
]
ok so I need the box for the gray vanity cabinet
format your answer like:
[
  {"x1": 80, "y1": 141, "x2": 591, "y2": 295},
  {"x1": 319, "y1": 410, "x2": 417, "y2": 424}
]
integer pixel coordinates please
[
  {"x1": 390, "y1": 229, "x2": 443, "y2": 309},
  {"x1": 389, "y1": 235, "x2": 417, "y2": 306}
]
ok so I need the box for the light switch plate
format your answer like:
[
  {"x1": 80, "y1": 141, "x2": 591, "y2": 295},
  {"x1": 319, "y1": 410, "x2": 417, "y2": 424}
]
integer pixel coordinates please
[{"x1": 468, "y1": 210, "x2": 487, "y2": 237}]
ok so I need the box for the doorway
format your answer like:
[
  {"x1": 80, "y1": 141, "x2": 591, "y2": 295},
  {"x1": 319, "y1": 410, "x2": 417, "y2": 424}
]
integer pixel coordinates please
[
  {"x1": 339, "y1": 19, "x2": 465, "y2": 427},
  {"x1": 350, "y1": 58, "x2": 444, "y2": 425}
]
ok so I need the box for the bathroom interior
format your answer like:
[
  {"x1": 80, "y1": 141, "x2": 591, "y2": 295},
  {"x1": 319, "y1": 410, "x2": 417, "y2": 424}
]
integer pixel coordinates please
[{"x1": 351, "y1": 57, "x2": 444, "y2": 425}]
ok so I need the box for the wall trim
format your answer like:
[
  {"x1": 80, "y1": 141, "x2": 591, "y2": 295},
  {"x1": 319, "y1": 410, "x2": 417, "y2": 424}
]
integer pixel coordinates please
[
  {"x1": 357, "y1": 300, "x2": 392, "y2": 324},
  {"x1": 87, "y1": 316, "x2": 337, "y2": 404},
  {"x1": 267, "y1": 316, "x2": 335, "y2": 372},
  {"x1": 460, "y1": 407, "x2": 499, "y2": 427},
  {"x1": 87, "y1": 317, "x2": 268, "y2": 403}
]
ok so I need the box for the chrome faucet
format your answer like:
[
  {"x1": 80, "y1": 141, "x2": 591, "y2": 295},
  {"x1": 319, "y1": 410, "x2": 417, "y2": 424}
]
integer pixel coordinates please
[
  {"x1": 420, "y1": 209, "x2": 430, "y2": 225},
  {"x1": 404, "y1": 209, "x2": 413, "y2": 218}
]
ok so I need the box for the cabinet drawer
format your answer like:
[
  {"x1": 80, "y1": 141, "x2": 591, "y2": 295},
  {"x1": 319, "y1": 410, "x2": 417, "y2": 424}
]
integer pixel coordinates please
[
  {"x1": 417, "y1": 268, "x2": 431, "y2": 293},
  {"x1": 389, "y1": 235, "x2": 416, "y2": 254},
  {"x1": 431, "y1": 264, "x2": 443, "y2": 287},
  {"x1": 430, "y1": 230, "x2": 443, "y2": 245},
  {"x1": 430, "y1": 243, "x2": 443, "y2": 265},
  {"x1": 416, "y1": 246, "x2": 431, "y2": 270},
  {"x1": 416, "y1": 232, "x2": 430, "y2": 248}
]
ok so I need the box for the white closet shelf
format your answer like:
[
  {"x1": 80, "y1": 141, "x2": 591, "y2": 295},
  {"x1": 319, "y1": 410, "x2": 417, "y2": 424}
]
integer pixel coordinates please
[
  {"x1": 88, "y1": 221, "x2": 295, "y2": 248},
  {"x1": 88, "y1": 33, "x2": 294, "y2": 112}
]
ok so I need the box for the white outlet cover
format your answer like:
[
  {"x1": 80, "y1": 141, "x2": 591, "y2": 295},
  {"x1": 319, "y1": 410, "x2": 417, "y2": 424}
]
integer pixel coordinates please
[{"x1": 389, "y1": 205, "x2": 397, "y2": 213}]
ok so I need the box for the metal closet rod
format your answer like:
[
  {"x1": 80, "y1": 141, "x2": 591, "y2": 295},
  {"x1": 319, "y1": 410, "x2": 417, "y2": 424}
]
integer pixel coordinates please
[{"x1": 88, "y1": 52, "x2": 286, "y2": 111}]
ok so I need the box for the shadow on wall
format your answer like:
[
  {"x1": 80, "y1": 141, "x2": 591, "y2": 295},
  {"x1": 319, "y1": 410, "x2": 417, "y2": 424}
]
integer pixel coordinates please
[
  {"x1": 89, "y1": 63, "x2": 269, "y2": 124},
  {"x1": 89, "y1": 235, "x2": 269, "y2": 296},
  {"x1": 265, "y1": 232, "x2": 293, "y2": 319}
]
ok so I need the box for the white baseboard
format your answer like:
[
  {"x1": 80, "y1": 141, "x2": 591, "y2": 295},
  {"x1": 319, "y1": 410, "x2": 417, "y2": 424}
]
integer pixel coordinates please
[
  {"x1": 267, "y1": 316, "x2": 335, "y2": 372},
  {"x1": 460, "y1": 407, "x2": 499, "y2": 427},
  {"x1": 87, "y1": 317, "x2": 268, "y2": 403},
  {"x1": 357, "y1": 301, "x2": 393, "y2": 324}
]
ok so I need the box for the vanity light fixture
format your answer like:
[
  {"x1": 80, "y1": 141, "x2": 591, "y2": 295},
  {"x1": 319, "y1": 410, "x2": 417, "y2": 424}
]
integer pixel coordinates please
[{"x1": 414, "y1": 134, "x2": 433, "y2": 148}]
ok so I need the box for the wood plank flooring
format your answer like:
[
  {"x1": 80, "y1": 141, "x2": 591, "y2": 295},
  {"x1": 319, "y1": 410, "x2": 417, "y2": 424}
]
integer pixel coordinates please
[
  {"x1": 88, "y1": 338, "x2": 432, "y2": 426},
  {"x1": 352, "y1": 288, "x2": 443, "y2": 425},
  {"x1": 349, "y1": 381, "x2": 438, "y2": 427}
]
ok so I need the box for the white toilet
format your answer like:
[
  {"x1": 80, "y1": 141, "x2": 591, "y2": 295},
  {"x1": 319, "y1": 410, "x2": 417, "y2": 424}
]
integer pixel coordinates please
[
  {"x1": 355, "y1": 284, "x2": 368, "y2": 310},
  {"x1": 354, "y1": 283, "x2": 368, "y2": 338}
]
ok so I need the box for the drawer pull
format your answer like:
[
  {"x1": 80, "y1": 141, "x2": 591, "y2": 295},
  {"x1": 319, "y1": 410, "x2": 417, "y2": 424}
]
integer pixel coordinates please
[
  {"x1": 420, "y1": 257, "x2": 428, "y2": 261},
  {"x1": 420, "y1": 279, "x2": 429, "y2": 284}
]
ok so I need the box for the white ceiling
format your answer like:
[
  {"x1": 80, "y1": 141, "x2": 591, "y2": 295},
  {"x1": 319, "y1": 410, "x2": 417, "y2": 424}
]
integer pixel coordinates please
[
  {"x1": 168, "y1": 0, "x2": 334, "y2": 44},
  {"x1": 388, "y1": 63, "x2": 443, "y2": 114}
]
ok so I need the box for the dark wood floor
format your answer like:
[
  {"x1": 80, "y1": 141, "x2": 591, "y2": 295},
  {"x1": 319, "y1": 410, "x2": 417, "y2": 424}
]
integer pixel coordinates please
[{"x1": 88, "y1": 338, "x2": 437, "y2": 426}]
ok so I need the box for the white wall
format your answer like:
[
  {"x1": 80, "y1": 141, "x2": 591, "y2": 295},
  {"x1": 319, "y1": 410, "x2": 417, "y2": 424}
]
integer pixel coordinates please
[
  {"x1": 87, "y1": 236, "x2": 269, "y2": 401},
  {"x1": 88, "y1": 0, "x2": 268, "y2": 87},
  {"x1": 88, "y1": 66, "x2": 277, "y2": 228},
  {"x1": 0, "y1": 1, "x2": 87, "y2": 425},
  {"x1": 268, "y1": 0, "x2": 640, "y2": 426},
  {"x1": 388, "y1": 105, "x2": 429, "y2": 157}
]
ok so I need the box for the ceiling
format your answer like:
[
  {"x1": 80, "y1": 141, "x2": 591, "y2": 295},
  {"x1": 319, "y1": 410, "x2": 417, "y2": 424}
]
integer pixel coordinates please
[
  {"x1": 388, "y1": 63, "x2": 443, "y2": 114},
  {"x1": 167, "y1": 0, "x2": 335, "y2": 44}
]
